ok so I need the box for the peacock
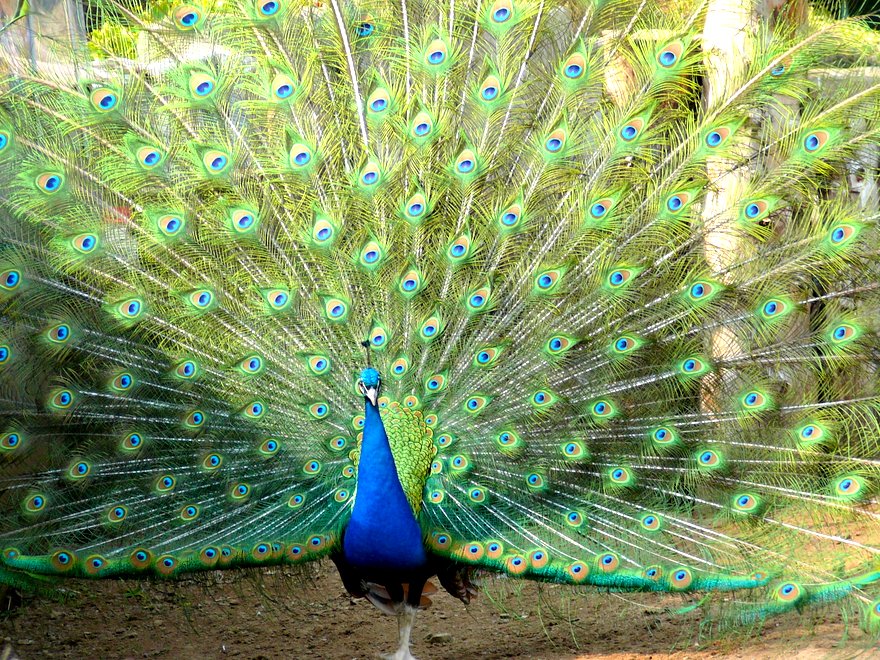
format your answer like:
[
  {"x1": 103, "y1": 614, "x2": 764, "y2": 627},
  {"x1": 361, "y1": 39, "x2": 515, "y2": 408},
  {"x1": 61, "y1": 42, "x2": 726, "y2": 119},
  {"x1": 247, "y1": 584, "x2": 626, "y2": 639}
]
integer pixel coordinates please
[{"x1": 1, "y1": 0, "x2": 879, "y2": 657}]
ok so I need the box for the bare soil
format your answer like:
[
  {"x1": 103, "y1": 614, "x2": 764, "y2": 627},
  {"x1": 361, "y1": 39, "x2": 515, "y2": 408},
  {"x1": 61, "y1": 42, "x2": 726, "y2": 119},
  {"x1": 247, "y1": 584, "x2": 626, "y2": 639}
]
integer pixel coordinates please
[{"x1": 1, "y1": 565, "x2": 877, "y2": 660}]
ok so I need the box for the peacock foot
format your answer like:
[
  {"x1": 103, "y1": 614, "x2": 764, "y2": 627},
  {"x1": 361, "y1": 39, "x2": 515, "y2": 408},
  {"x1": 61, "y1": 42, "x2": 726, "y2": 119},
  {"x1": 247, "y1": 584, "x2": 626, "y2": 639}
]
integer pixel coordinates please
[{"x1": 380, "y1": 650, "x2": 418, "y2": 660}]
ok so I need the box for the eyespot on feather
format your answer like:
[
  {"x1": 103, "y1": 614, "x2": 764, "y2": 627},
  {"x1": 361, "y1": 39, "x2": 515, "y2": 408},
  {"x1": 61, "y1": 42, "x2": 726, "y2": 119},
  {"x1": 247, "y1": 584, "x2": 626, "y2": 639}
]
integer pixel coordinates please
[
  {"x1": 157, "y1": 214, "x2": 185, "y2": 238},
  {"x1": 173, "y1": 5, "x2": 203, "y2": 30},
  {"x1": 656, "y1": 41, "x2": 683, "y2": 68},
  {"x1": 619, "y1": 118, "x2": 644, "y2": 142},
  {"x1": 561, "y1": 53, "x2": 587, "y2": 80},
  {"x1": 189, "y1": 72, "x2": 216, "y2": 98},
  {"x1": 90, "y1": 87, "x2": 119, "y2": 112},
  {"x1": 36, "y1": 172, "x2": 64, "y2": 194},
  {"x1": 201, "y1": 149, "x2": 229, "y2": 174},
  {"x1": 448, "y1": 235, "x2": 472, "y2": 261},
  {"x1": 424, "y1": 39, "x2": 448, "y2": 67},
  {"x1": 479, "y1": 74, "x2": 503, "y2": 103}
]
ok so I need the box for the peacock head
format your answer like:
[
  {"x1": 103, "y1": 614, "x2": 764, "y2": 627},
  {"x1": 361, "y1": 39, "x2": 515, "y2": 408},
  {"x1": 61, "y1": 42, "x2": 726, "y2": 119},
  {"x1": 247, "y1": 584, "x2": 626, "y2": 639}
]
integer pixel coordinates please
[{"x1": 358, "y1": 367, "x2": 381, "y2": 407}]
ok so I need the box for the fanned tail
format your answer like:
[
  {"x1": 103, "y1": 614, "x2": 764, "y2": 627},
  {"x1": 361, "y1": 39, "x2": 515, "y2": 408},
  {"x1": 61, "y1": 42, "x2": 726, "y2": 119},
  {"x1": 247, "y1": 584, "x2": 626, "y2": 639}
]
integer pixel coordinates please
[{"x1": 0, "y1": 0, "x2": 878, "y2": 638}]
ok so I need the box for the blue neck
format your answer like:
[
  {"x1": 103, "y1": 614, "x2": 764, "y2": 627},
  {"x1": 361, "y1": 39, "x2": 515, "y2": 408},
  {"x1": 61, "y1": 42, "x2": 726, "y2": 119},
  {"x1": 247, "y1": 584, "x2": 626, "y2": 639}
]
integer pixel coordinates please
[{"x1": 343, "y1": 399, "x2": 427, "y2": 571}]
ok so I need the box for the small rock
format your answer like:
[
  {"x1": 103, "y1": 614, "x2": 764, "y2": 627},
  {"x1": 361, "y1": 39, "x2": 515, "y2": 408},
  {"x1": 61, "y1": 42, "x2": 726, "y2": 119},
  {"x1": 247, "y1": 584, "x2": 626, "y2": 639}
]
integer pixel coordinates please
[{"x1": 425, "y1": 632, "x2": 452, "y2": 645}]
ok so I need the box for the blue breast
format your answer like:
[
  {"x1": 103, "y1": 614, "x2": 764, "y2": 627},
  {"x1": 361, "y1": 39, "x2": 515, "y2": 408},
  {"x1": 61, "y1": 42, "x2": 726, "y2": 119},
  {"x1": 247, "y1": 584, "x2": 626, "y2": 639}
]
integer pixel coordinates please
[{"x1": 343, "y1": 400, "x2": 427, "y2": 571}]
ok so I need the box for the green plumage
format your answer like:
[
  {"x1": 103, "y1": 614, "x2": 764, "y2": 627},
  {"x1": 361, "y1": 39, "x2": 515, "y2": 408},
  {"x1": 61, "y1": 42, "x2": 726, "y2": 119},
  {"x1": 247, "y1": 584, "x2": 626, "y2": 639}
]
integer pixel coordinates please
[{"x1": 0, "y1": 0, "x2": 879, "y2": 652}]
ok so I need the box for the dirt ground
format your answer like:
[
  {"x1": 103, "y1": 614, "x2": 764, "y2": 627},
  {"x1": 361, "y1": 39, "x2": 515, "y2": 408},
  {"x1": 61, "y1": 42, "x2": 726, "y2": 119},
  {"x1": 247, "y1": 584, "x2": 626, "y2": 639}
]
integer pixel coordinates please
[{"x1": 1, "y1": 564, "x2": 877, "y2": 660}]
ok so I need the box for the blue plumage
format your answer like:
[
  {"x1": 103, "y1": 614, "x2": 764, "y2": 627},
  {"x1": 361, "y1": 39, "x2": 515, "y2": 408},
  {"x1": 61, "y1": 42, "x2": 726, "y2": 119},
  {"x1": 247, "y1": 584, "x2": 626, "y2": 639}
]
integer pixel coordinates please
[{"x1": 343, "y1": 400, "x2": 427, "y2": 572}]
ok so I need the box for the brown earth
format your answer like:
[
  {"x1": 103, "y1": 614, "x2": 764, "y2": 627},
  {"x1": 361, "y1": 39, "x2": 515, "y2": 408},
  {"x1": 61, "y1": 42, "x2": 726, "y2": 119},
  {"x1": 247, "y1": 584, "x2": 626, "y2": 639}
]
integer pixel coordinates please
[{"x1": 1, "y1": 564, "x2": 877, "y2": 660}]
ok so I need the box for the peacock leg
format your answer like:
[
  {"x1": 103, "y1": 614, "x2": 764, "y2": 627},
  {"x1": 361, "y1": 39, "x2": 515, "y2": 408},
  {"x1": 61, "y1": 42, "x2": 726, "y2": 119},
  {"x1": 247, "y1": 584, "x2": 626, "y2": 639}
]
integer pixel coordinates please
[
  {"x1": 381, "y1": 578, "x2": 425, "y2": 660},
  {"x1": 386, "y1": 604, "x2": 419, "y2": 660}
]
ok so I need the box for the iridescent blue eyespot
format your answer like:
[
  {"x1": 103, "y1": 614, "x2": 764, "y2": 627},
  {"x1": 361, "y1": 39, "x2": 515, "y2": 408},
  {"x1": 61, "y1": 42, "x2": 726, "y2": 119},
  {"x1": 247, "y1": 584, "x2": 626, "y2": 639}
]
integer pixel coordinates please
[
  {"x1": 370, "y1": 98, "x2": 387, "y2": 111},
  {"x1": 457, "y1": 159, "x2": 474, "y2": 173},
  {"x1": 565, "y1": 64, "x2": 582, "y2": 78},
  {"x1": 493, "y1": 7, "x2": 510, "y2": 20},
  {"x1": 482, "y1": 86, "x2": 497, "y2": 100},
  {"x1": 591, "y1": 202, "x2": 607, "y2": 217},
  {"x1": 659, "y1": 50, "x2": 677, "y2": 66},
  {"x1": 706, "y1": 131, "x2": 722, "y2": 147},
  {"x1": 261, "y1": 1, "x2": 278, "y2": 15},
  {"x1": 362, "y1": 171, "x2": 377, "y2": 184},
  {"x1": 428, "y1": 51, "x2": 445, "y2": 64},
  {"x1": 357, "y1": 22, "x2": 374, "y2": 36},
  {"x1": 546, "y1": 137, "x2": 562, "y2": 152},
  {"x1": 805, "y1": 134, "x2": 820, "y2": 151},
  {"x1": 451, "y1": 244, "x2": 465, "y2": 256},
  {"x1": 620, "y1": 125, "x2": 637, "y2": 140},
  {"x1": 210, "y1": 155, "x2": 227, "y2": 170},
  {"x1": 414, "y1": 122, "x2": 430, "y2": 136},
  {"x1": 408, "y1": 203, "x2": 423, "y2": 216},
  {"x1": 691, "y1": 283, "x2": 705, "y2": 297}
]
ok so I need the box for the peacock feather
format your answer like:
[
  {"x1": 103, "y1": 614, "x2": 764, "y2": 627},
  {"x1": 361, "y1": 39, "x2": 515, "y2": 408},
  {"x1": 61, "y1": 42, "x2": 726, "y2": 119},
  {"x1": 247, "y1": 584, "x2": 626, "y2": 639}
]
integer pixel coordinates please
[{"x1": 1, "y1": 0, "x2": 879, "y2": 656}]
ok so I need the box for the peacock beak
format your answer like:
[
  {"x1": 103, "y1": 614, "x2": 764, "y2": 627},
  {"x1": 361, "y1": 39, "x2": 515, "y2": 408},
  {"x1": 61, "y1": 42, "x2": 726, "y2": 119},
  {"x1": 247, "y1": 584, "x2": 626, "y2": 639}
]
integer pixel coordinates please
[
  {"x1": 359, "y1": 380, "x2": 379, "y2": 407},
  {"x1": 363, "y1": 387, "x2": 379, "y2": 407}
]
